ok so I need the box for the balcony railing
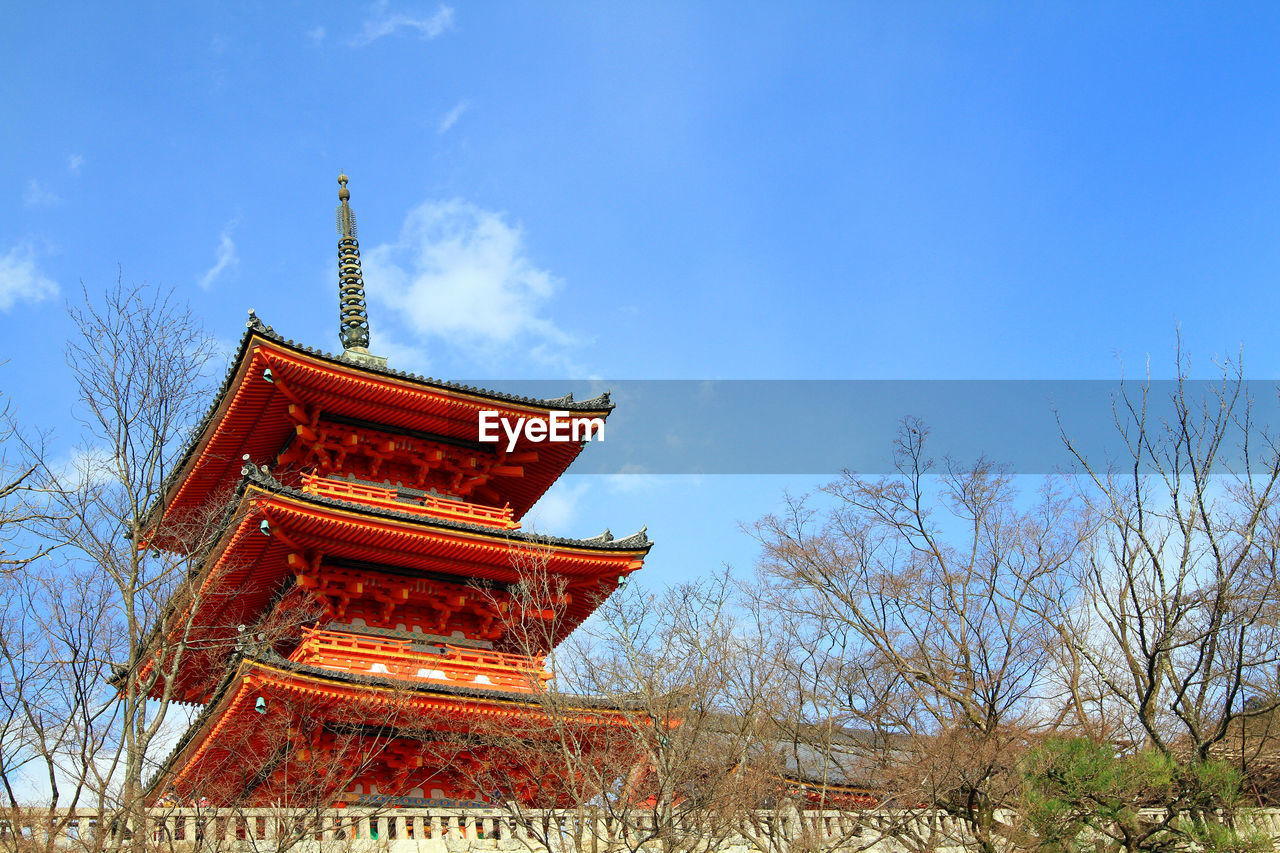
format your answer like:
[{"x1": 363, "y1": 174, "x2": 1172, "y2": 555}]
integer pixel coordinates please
[
  {"x1": 292, "y1": 627, "x2": 551, "y2": 692},
  {"x1": 299, "y1": 474, "x2": 520, "y2": 530}
]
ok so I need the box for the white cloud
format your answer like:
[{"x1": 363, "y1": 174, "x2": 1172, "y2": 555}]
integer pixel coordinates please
[
  {"x1": 54, "y1": 446, "x2": 117, "y2": 492},
  {"x1": 212, "y1": 335, "x2": 242, "y2": 366},
  {"x1": 67, "y1": 154, "x2": 84, "y2": 175},
  {"x1": 198, "y1": 221, "x2": 239, "y2": 290},
  {"x1": 605, "y1": 466, "x2": 664, "y2": 494},
  {"x1": 438, "y1": 99, "x2": 470, "y2": 134},
  {"x1": 363, "y1": 199, "x2": 575, "y2": 361},
  {"x1": 23, "y1": 179, "x2": 60, "y2": 208},
  {"x1": 307, "y1": 25, "x2": 326, "y2": 44},
  {"x1": 367, "y1": 328, "x2": 434, "y2": 373},
  {"x1": 0, "y1": 242, "x2": 58, "y2": 311},
  {"x1": 351, "y1": 2, "x2": 454, "y2": 46},
  {"x1": 524, "y1": 480, "x2": 590, "y2": 532}
]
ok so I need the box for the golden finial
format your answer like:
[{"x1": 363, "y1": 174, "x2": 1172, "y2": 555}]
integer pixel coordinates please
[
  {"x1": 336, "y1": 172, "x2": 356, "y2": 238},
  {"x1": 335, "y1": 173, "x2": 370, "y2": 352}
]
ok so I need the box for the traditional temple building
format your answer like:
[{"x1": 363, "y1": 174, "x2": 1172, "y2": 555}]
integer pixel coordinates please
[{"x1": 140, "y1": 176, "x2": 651, "y2": 809}]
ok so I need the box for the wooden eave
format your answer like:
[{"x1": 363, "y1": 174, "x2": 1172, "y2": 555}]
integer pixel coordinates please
[
  {"x1": 152, "y1": 653, "x2": 642, "y2": 802},
  {"x1": 210, "y1": 483, "x2": 647, "y2": 632},
  {"x1": 145, "y1": 480, "x2": 647, "y2": 702},
  {"x1": 158, "y1": 328, "x2": 611, "y2": 528},
  {"x1": 250, "y1": 484, "x2": 648, "y2": 576}
]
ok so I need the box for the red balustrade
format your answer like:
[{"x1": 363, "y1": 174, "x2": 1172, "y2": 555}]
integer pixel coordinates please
[
  {"x1": 299, "y1": 474, "x2": 520, "y2": 530},
  {"x1": 291, "y1": 627, "x2": 550, "y2": 693}
]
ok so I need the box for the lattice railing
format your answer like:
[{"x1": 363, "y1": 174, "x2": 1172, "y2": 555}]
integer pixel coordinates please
[
  {"x1": 292, "y1": 626, "x2": 551, "y2": 692},
  {"x1": 300, "y1": 473, "x2": 520, "y2": 529}
]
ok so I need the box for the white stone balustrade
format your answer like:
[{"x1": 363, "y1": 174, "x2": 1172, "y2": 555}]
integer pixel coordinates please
[{"x1": 1, "y1": 806, "x2": 1278, "y2": 852}]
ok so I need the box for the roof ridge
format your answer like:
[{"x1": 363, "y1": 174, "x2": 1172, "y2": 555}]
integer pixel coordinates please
[
  {"x1": 240, "y1": 465, "x2": 652, "y2": 551},
  {"x1": 247, "y1": 314, "x2": 613, "y2": 410},
  {"x1": 145, "y1": 316, "x2": 614, "y2": 527}
]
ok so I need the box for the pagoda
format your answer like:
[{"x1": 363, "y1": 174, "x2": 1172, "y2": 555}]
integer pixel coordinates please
[{"x1": 141, "y1": 175, "x2": 651, "y2": 808}]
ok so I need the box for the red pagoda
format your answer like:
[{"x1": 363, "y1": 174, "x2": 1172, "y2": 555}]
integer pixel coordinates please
[{"x1": 141, "y1": 175, "x2": 651, "y2": 808}]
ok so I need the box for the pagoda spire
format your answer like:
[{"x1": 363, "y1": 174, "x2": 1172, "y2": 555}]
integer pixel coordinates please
[{"x1": 336, "y1": 174, "x2": 385, "y2": 365}]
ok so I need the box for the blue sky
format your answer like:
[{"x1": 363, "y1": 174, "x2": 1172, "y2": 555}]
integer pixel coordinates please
[{"x1": 6, "y1": 2, "x2": 1280, "y2": 586}]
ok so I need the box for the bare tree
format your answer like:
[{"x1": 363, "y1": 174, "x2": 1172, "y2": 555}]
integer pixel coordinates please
[
  {"x1": 147, "y1": 663, "x2": 430, "y2": 853},
  {"x1": 752, "y1": 419, "x2": 1081, "y2": 853},
  {"x1": 463, "y1": 550, "x2": 781, "y2": 853},
  {"x1": 0, "y1": 395, "x2": 51, "y2": 576},
  {"x1": 1033, "y1": 353, "x2": 1280, "y2": 848},
  {"x1": 0, "y1": 393, "x2": 78, "y2": 815},
  {"x1": 749, "y1": 351, "x2": 1280, "y2": 852},
  {"x1": 2, "y1": 280, "x2": 223, "y2": 851},
  {"x1": 1058, "y1": 356, "x2": 1280, "y2": 756}
]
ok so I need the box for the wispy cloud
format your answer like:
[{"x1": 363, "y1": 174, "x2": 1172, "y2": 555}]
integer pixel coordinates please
[
  {"x1": 363, "y1": 199, "x2": 576, "y2": 367},
  {"x1": 524, "y1": 480, "x2": 590, "y2": 532},
  {"x1": 307, "y1": 25, "x2": 326, "y2": 45},
  {"x1": 67, "y1": 154, "x2": 84, "y2": 175},
  {"x1": 351, "y1": 2, "x2": 454, "y2": 46},
  {"x1": 605, "y1": 466, "x2": 664, "y2": 494},
  {"x1": 438, "y1": 99, "x2": 470, "y2": 134},
  {"x1": 53, "y1": 446, "x2": 117, "y2": 492},
  {"x1": 23, "y1": 179, "x2": 60, "y2": 208},
  {"x1": 198, "y1": 221, "x2": 239, "y2": 290},
  {"x1": 0, "y1": 242, "x2": 58, "y2": 311},
  {"x1": 366, "y1": 328, "x2": 435, "y2": 374}
]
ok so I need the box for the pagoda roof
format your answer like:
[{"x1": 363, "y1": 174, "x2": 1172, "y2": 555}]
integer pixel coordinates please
[
  {"x1": 256, "y1": 642, "x2": 641, "y2": 707},
  {"x1": 241, "y1": 464, "x2": 651, "y2": 552},
  {"x1": 148, "y1": 645, "x2": 644, "y2": 802},
  {"x1": 135, "y1": 467, "x2": 649, "y2": 703},
  {"x1": 152, "y1": 314, "x2": 613, "y2": 528},
  {"x1": 241, "y1": 312, "x2": 612, "y2": 412},
  {"x1": 232, "y1": 466, "x2": 650, "y2": 644}
]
